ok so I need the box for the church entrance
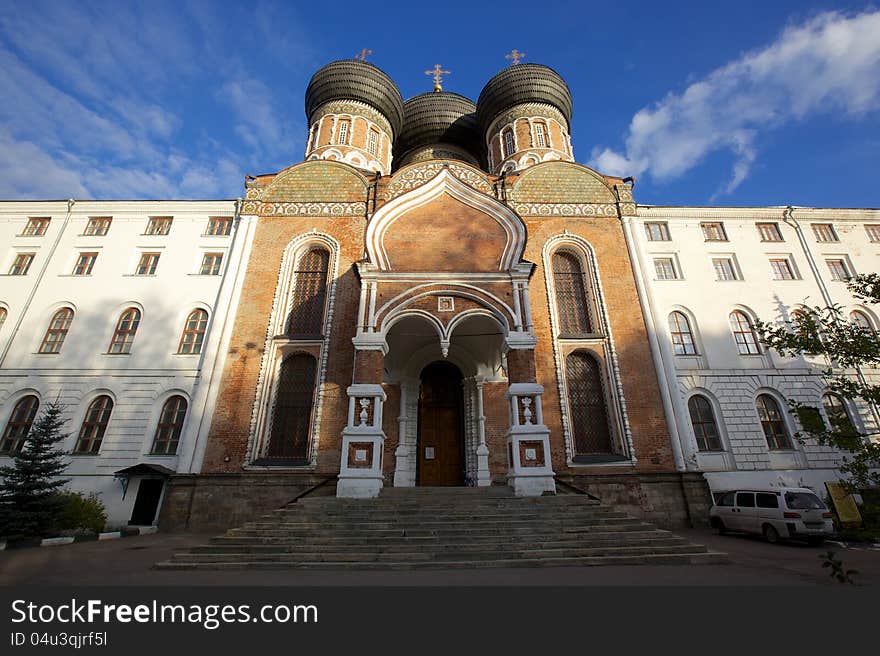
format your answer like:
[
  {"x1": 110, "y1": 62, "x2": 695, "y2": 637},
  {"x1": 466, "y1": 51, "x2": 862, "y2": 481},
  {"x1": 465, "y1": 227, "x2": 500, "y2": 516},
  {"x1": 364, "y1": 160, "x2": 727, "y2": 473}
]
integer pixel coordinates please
[{"x1": 417, "y1": 361, "x2": 464, "y2": 486}]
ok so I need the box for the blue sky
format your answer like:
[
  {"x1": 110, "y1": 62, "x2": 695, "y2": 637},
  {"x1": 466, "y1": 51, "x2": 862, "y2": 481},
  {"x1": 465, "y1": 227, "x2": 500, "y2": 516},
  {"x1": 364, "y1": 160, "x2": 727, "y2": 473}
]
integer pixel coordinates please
[{"x1": 0, "y1": 1, "x2": 878, "y2": 207}]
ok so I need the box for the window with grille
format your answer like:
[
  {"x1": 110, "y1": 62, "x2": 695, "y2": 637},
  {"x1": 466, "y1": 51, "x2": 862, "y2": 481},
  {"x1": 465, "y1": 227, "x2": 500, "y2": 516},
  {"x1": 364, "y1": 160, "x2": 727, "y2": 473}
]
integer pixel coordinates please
[
  {"x1": 285, "y1": 248, "x2": 329, "y2": 337},
  {"x1": 826, "y1": 258, "x2": 850, "y2": 281},
  {"x1": 865, "y1": 225, "x2": 880, "y2": 243},
  {"x1": 653, "y1": 257, "x2": 679, "y2": 280},
  {"x1": 757, "y1": 223, "x2": 783, "y2": 242},
  {"x1": 0, "y1": 395, "x2": 39, "y2": 454},
  {"x1": 701, "y1": 222, "x2": 727, "y2": 241},
  {"x1": 109, "y1": 308, "x2": 140, "y2": 354},
  {"x1": 566, "y1": 351, "x2": 614, "y2": 457},
  {"x1": 336, "y1": 119, "x2": 349, "y2": 144},
  {"x1": 200, "y1": 253, "x2": 223, "y2": 275},
  {"x1": 770, "y1": 258, "x2": 795, "y2": 280},
  {"x1": 74, "y1": 396, "x2": 113, "y2": 454},
  {"x1": 535, "y1": 122, "x2": 547, "y2": 147},
  {"x1": 368, "y1": 130, "x2": 378, "y2": 155},
  {"x1": 206, "y1": 217, "x2": 232, "y2": 236},
  {"x1": 552, "y1": 251, "x2": 593, "y2": 335},
  {"x1": 729, "y1": 310, "x2": 760, "y2": 354},
  {"x1": 688, "y1": 395, "x2": 722, "y2": 451},
  {"x1": 39, "y1": 308, "x2": 74, "y2": 354},
  {"x1": 850, "y1": 310, "x2": 874, "y2": 331},
  {"x1": 9, "y1": 253, "x2": 34, "y2": 275},
  {"x1": 668, "y1": 311, "x2": 697, "y2": 354},
  {"x1": 178, "y1": 309, "x2": 208, "y2": 354},
  {"x1": 756, "y1": 394, "x2": 792, "y2": 449},
  {"x1": 22, "y1": 217, "x2": 50, "y2": 236},
  {"x1": 266, "y1": 353, "x2": 316, "y2": 462},
  {"x1": 811, "y1": 223, "x2": 838, "y2": 242},
  {"x1": 822, "y1": 393, "x2": 855, "y2": 433},
  {"x1": 503, "y1": 129, "x2": 515, "y2": 157},
  {"x1": 73, "y1": 252, "x2": 97, "y2": 275},
  {"x1": 644, "y1": 222, "x2": 670, "y2": 241},
  {"x1": 151, "y1": 396, "x2": 187, "y2": 455},
  {"x1": 712, "y1": 257, "x2": 738, "y2": 281},
  {"x1": 136, "y1": 253, "x2": 159, "y2": 275},
  {"x1": 145, "y1": 217, "x2": 172, "y2": 235},
  {"x1": 85, "y1": 217, "x2": 111, "y2": 236}
]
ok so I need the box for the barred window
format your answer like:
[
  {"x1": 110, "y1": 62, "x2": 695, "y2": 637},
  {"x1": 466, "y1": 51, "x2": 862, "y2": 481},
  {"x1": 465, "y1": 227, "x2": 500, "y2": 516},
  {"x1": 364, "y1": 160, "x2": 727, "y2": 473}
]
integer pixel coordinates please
[
  {"x1": 151, "y1": 396, "x2": 187, "y2": 455},
  {"x1": 566, "y1": 351, "x2": 613, "y2": 456},
  {"x1": 729, "y1": 310, "x2": 760, "y2": 355},
  {"x1": 535, "y1": 122, "x2": 547, "y2": 147},
  {"x1": 84, "y1": 217, "x2": 111, "y2": 236},
  {"x1": 109, "y1": 308, "x2": 140, "y2": 354},
  {"x1": 503, "y1": 129, "x2": 515, "y2": 157},
  {"x1": 336, "y1": 119, "x2": 350, "y2": 144},
  {"x1": 0, "y1": 395, "x2": 39, "y2": 454},
  {"x1": 552, "y1": 251, "x2": 593, "y2": 335},
  {"x1": 688, "y1": 395, "x2": 722, "y2": 451},
  {"x1": 39, "y1": 308, "x2": 74, "y2": 354},
  {"x1": 23, "y1": 218, "x2": 50, "y2": 236},
  {"x1": 178, "y1": 309, "x2": 208, "y2": 354},
  {"x1": 368, "y1": 130, "x2": 379, "y2": 155},
  {"x1": 668, "y1": 311, "x2": 697, "y2": 355},
  {"x1": 266, "y1": 353, "x2": 316, "y2": 462},
  {"x1": 74, "y1": 395, "x2": 113, "y2": 454},
  {"x1": 285, "y1": 247, "x2": 329, "y2": 337},
  {"x1": 756, "y1": 394, "x2": 792, "y2": 449}
]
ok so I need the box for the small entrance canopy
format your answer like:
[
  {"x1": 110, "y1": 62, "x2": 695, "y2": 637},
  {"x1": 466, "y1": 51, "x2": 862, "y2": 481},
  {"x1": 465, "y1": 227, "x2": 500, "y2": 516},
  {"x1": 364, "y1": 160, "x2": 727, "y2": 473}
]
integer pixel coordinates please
[{"x1": 113, "y1": 463, "x2": 175, "y2": 498}]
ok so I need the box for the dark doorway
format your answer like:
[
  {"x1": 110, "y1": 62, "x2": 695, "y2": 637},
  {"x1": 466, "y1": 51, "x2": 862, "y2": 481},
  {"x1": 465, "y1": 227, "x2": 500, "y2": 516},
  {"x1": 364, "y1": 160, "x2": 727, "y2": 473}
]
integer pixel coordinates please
[
  {"x1": 417, "y1": 361, "x2": 464, "y2": 486},
  {"x1": 129, "y1": 479, "x2": 164, "y2": 525}
]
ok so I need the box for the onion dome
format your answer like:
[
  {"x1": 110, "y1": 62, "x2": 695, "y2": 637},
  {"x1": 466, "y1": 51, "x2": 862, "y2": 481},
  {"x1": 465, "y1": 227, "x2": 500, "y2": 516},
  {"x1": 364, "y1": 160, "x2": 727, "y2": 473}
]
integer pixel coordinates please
[
  {"x1": 476, "y1": 63, "x2": 573, "y2": 131},
  {"x1": 395, "y1": 92, "x2": 482, "y2": 164},
  {"x1": 305, "y1": 60, "x2": 404, "y2": 137}
]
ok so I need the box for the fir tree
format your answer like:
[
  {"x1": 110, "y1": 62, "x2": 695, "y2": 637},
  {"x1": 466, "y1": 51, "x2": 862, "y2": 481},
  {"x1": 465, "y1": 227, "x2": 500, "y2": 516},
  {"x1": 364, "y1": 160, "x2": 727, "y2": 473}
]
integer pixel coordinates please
[{"x1": 0, "y1": 401, "x2": 70, "y2": 539}]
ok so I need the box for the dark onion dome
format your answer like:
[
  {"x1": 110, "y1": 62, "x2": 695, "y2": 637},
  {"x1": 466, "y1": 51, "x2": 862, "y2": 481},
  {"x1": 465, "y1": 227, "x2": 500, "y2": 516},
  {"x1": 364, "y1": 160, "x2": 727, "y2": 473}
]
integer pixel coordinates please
[
  {"x1": 395, "y1": 92, "x2": 482, "y2": 165},
  {"x1": 305, "y1": 60, "x2": 404, "y2": 137},
  {"x1": 476, "y1": 63, "x2": 573, "y2": 131}
]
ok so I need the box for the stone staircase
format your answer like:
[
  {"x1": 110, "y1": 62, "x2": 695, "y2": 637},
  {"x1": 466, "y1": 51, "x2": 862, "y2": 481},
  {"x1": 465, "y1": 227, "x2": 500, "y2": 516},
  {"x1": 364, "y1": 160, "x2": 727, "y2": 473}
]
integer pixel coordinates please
[{"x1": 155, "y1": 487, "x2": 726, "y2": 570}]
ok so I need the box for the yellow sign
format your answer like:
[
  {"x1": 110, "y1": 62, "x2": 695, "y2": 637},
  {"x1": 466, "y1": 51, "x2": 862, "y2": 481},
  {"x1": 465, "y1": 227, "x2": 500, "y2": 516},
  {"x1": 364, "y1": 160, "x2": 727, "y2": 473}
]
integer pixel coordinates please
[{"x1": 825, "y1": 481, "x2": 862, "y2": 527}]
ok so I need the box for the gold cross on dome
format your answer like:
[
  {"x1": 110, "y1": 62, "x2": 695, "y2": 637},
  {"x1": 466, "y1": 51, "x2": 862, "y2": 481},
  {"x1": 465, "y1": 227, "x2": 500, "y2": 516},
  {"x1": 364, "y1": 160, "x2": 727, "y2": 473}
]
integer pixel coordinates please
[
  {"x1": 425, "y1": 64, "x2": 450, "y2": 92},
  {"x1": 505, "y1": 49, "x2": 525, "y2": 65},
  {"x1": 356, "y1": 48, "x2": 372, "y2": 61}
]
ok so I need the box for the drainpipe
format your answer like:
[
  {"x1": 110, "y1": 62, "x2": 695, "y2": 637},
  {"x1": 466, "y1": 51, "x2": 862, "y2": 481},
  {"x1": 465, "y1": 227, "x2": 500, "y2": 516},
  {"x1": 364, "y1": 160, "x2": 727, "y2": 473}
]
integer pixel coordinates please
[{"x1": 0, "y1": 198, "x2": 75, "y2": 368}]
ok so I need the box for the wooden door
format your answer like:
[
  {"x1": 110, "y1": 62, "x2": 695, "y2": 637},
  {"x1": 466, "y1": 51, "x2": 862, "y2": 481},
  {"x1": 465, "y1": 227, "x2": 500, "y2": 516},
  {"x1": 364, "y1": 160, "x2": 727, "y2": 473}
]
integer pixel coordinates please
[{"x1": 417, "y1": 361, "x2": 464, "y2": 486}]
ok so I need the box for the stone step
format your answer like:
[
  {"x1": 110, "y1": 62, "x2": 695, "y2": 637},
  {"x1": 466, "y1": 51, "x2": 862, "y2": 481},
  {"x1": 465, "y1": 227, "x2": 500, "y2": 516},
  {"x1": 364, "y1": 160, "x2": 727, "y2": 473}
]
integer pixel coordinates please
[
  {"x1": 233, "y1": 516, "x2": 635, "y2": 531},
  {"x1": 226, "y1": 524, "x2": 653, "y2": 540}
]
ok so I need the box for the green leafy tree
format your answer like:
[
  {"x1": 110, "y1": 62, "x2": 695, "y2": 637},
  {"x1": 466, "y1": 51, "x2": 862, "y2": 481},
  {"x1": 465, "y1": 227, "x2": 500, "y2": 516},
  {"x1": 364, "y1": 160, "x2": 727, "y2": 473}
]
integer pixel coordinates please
[
  {"x1": 755, "y1": 273, "x2": 880, "y2": 490},
  {"x1": 0, "y1": 402, "x2": 70, "y2": 539}
]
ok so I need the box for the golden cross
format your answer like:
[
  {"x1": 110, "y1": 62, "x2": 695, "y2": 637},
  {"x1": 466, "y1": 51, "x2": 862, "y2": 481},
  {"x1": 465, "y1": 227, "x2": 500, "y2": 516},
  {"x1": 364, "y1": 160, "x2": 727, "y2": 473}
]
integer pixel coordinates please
[
  {"x1": 505, "y1": 49, "x2": 525, "y2": 65},
  {"x1": 356, "y1": 48, "x2": 372, "y2": 61},
  {"x1": 425, "y1": 63, "x2": 450, "y2": 92}
]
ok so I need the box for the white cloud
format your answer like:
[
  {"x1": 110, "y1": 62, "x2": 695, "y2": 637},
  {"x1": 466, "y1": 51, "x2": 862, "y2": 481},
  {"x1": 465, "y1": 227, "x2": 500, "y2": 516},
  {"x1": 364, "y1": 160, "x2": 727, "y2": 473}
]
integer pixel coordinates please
[{"x1": 591, "y1": 10, "x2": 880, "y2": 195}]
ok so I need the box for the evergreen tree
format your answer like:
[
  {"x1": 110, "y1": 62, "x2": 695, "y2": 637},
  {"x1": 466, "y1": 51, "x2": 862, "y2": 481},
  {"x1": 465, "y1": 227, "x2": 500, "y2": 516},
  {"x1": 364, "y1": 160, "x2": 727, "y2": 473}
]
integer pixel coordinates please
[
  {"x1": 755, "y1": 273, "x2": 880, "y2": 490},
  {"x1": 0, "y1": 401, "x2": 70, "y2": 538}
]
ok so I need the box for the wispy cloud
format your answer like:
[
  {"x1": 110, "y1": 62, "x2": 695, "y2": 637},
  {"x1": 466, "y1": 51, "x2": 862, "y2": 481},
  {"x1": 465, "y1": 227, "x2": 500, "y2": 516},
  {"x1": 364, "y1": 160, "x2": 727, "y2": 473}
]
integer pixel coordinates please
[{"x1": 591, "y1": 10, "x2": 880, "y2": 197}]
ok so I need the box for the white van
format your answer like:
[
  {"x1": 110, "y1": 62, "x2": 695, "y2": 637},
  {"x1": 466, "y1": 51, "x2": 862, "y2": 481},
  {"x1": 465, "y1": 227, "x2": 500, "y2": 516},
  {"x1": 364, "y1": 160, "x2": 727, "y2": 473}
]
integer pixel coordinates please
[{"x1": 709, "y1": 487, "x2": 834, "y2": 545}]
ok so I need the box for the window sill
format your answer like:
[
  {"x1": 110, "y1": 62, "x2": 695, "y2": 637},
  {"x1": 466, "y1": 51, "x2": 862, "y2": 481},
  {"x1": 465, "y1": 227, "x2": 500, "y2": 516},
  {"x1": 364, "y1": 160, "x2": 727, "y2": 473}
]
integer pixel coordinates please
[
  {"x1": 188, "y1": 273, "x2": 221, "y2": 277},
  {"x1": 571, "y1": 454, "x2": 632, "y2": 464},
  {"x1": 173, "y1": 352, "x2": 201, "y2": 356},
  {"x1": 146, "y1": 453, "x2": 178, "y2": 457},
  {"x1": 557, "y1": 333, "x2": 604, "y2": 340},
  {"x1": 102, "y1": 352, "x2": 132, "y2": 356},
  {"x1": 124, "y1": 274, "x2": 157, "y2": 277},
  {"x1": 58, "y1": 274, "x2": 93, "y2": 278},
  {"x1": 68, "y1": 452, "x2": 100, "y2": 457}
]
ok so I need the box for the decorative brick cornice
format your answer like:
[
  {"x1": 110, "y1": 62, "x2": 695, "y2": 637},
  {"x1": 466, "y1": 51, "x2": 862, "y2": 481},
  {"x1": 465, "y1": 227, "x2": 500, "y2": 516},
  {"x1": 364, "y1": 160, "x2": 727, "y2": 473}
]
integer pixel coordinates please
[
  {"x1": 510, "y1": 202, "x2": 620, "y2": 218},
  {"x1": 241, "y1": 201, "x2": 367, "y2": 217},
  {"x1": 386, "y1": 161, "x2": 492, "y2": 200}
]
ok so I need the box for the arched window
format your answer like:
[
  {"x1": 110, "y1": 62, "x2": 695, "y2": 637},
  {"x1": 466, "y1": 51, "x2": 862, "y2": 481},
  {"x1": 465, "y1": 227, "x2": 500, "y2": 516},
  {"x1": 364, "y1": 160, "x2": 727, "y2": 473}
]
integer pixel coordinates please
[
  {"x1": 74, "y1": 396, "x2": 113, "y2": 454},
  {"x1": 668, "y1": 311, "x2": 697, "y2": 355},
  {"x1": 553, "y1": 251, "x2": 593, "y2": 335},
  {"x1": 39, "y1": 308, "x2": 74, "y2": 354},
  {"x1": 503, "y1": 129, "x2": 515, "y2": 158},
  {"x1": 729, "y1": 310, "x2": 760, "y2": 355},
  {"x1": 0, "y1": 395, "x2": 39, "y2": 454},
  {"x1": 850, "y1": 310, "x2": 874, "y2": 332},
  {"x1": 266, "y1": 353, "x2": 317, "y2": 462},
  {"x1": 756, "y1": 394, "x2": 792, "y2": 450},
  {"x1": 822, "y1": 393, "x2": 855, "y2": 433},
  {"x1": 178, "y1": 309, "x2": 208, "y2": 354},
  {"x1": 0, "y1": 307, "x2": 7, "y2": 330},
  {"x1": 286, "y1": 248, "x2": 329, "y2": 337},
  {"x1": 565, "y1": 351, "x2": 613, "y2": 457},
  {"x1": 688, "y1": 395, "x2": 722, "y2": 451},
  {"x1": 109, "y1": 308, "x2": 140, "y2": 354},
  {"x1": 151, "y1": 396, "x2": 187, "y2": 455}
]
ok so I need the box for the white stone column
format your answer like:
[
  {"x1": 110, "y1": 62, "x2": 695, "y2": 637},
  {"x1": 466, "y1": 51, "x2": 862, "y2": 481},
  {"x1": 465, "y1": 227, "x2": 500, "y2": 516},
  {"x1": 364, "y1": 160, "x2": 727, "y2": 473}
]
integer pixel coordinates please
[
  {"x1": 475, "y1": 377, "x2": 491, "y2": 487},
  {"x1": 506, "y1": 382, "x2": 556, "y2": 496},
  {"x1": 338, "y1": 382, "x2": 387, "y2": 498},
  {"x1": 393, "y1": 377, "x2": 419, "y2": 487}
]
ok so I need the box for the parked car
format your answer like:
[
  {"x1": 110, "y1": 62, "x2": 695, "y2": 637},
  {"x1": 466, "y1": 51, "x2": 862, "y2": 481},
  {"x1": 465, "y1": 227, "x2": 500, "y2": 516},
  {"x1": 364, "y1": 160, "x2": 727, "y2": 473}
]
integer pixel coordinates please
[{"x1": 709, "y1": 487, "x2": 834, "y2": 545}]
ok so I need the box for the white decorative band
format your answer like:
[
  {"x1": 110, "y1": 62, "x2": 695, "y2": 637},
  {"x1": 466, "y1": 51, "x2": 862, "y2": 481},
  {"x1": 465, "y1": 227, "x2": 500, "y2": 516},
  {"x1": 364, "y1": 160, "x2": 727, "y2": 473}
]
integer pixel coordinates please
[
  {"x1": 510, "y1": 202, "x2": 619, "y2": 218},
  {"x1": 241, "y1": 201, "x2": 367, "y2": 216}
]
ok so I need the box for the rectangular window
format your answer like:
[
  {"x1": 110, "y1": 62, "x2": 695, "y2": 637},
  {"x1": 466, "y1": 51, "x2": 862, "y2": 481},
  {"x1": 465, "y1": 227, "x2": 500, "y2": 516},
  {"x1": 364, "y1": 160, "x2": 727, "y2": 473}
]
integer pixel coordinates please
[
  {"x1": 73, "y1": 252, "x2": 97, "y2": 275},
  {"x1": 136, "y1": 253, "x2": 160, "y2": 275},
  {"x1": 200, "y1": 253, "x2": 223, "y2": 275},
  {"x1": 712, "y1": 257, "x2": 738, "y2": 281},
  {"x1": 145, "y1": 216, "x2": 172, "y2": 235},
  {"x1": 84, "y1": 217, "x2": 111, "y2": 236},
  {"x1": 206, "y1": 217, "x2": 232, "y2": 236},
  {"x1": 22, "y1": 217, "x2": 50, "y2": 236},
  {"x1": 757, "y1": 222, "x2": 783, "y2": 242},
  {"x1": 368, "y1": 130, "x2": 378, "y2": 155},
  {"x1": 535, "y1": 123, "x2": 547, "y2": 147},
  {"x1": 653, "y1": 257, "x2": 679, "y2": 280},
  {"x1": 701, "y1": 222, "x2": 727, "y2": 241},
  {"x1": 336, "y1": 120, "x2": 349, "y2": 144},
  {"x1": 644, "y1": 222, "x2": 671, "y2": 241},
  {"x1": 826, "y1": 258, "x2": 850, "y2": 281},
  {"x1": 865, "y1": 225, "x2": 880, "y2": 243},
  {"x1": 811, "y1": 223, "x2": 838, "y2": 242},
  {"x1": 9, "y1": 253, "x2": 35, "y2": 275},
  {"x1": 770, "y1": 258, "x2": 795, "y2": 280}
]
